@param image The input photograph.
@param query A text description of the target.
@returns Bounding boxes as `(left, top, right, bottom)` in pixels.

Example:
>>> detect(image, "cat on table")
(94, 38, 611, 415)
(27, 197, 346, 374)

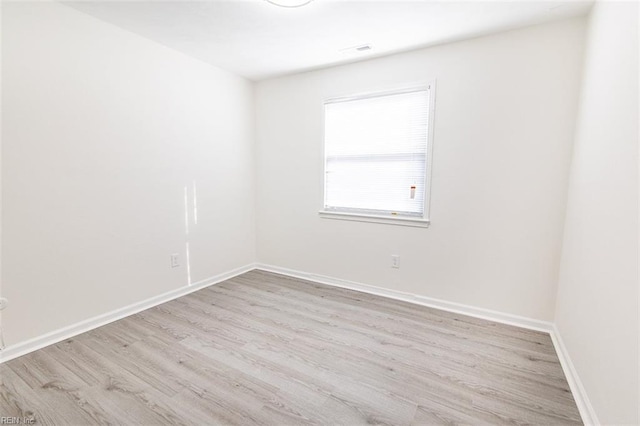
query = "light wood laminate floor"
(0, 270, 581, 425)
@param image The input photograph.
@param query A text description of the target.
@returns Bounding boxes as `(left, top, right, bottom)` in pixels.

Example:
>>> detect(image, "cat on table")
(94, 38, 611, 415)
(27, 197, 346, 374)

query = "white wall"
(554, 2, 639, 424)
(1, 2, 255, 347)
(255, 18, 586, 321)
(2, 3, 636, 420)
(0, 1, 4, 345)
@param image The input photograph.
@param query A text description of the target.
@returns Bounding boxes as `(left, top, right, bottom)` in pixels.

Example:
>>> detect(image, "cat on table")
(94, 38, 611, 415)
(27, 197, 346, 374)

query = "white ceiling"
(64, 0, 592, 81)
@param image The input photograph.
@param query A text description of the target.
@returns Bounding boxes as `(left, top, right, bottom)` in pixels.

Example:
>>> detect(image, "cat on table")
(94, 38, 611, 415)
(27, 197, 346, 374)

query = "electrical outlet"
(0, 298, 8, 310)
(170, 253, 180, 268)
(391, 255, 400, 269)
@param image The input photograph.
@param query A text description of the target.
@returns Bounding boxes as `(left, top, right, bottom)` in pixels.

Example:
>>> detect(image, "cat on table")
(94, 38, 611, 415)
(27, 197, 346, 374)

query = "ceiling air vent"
(340, 44, 373, 54)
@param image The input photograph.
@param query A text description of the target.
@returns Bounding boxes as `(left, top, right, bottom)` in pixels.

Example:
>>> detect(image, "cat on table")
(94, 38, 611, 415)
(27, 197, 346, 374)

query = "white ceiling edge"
(58, 0, 593, 81)
(258, 8, 593, 81)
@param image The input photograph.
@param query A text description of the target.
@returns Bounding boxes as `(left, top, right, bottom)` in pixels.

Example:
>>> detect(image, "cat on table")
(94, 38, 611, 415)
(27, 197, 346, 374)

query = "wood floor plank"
(0, 270, 581, 425)
(207, 280, 561, 369)
(181, 280, 574, 412)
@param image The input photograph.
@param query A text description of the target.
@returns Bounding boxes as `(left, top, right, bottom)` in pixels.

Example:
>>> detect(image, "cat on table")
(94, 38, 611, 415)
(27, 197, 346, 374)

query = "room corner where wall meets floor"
(254, 265, 602, 425)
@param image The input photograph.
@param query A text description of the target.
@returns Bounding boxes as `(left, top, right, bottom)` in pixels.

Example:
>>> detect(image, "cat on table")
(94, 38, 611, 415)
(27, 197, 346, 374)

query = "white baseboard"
(0, 263, 257, 364)
(549, 324, 599, 425)
(255, 263, 599, 425)
(0, 261, 596, 426)
(254, 263, 553, 333)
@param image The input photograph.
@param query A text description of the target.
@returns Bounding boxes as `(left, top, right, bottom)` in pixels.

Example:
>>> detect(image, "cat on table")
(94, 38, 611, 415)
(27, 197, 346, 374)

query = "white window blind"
(323, 87, 431, 219)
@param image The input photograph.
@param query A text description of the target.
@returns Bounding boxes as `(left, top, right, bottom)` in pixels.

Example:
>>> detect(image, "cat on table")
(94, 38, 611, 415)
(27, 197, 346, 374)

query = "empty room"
(0, 0, 638, 424)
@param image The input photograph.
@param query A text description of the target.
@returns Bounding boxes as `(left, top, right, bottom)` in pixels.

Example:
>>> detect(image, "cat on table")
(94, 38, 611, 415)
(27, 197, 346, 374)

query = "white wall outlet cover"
(0, 298, 8, 310)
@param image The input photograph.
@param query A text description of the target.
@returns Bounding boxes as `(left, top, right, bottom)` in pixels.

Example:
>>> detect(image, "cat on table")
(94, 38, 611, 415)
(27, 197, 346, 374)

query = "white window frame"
(319, 82, 436, 228)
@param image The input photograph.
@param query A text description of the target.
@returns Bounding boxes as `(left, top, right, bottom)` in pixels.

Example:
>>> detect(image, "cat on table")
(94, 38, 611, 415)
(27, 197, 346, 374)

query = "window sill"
(318, 210, 430, 228)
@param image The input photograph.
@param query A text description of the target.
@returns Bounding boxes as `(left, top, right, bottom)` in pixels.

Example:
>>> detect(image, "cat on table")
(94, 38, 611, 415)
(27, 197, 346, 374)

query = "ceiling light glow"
(266, 0, 313, 8)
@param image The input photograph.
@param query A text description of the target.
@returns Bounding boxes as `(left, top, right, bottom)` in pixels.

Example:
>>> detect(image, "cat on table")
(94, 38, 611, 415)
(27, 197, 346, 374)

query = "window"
(320, 85, 434, 226)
